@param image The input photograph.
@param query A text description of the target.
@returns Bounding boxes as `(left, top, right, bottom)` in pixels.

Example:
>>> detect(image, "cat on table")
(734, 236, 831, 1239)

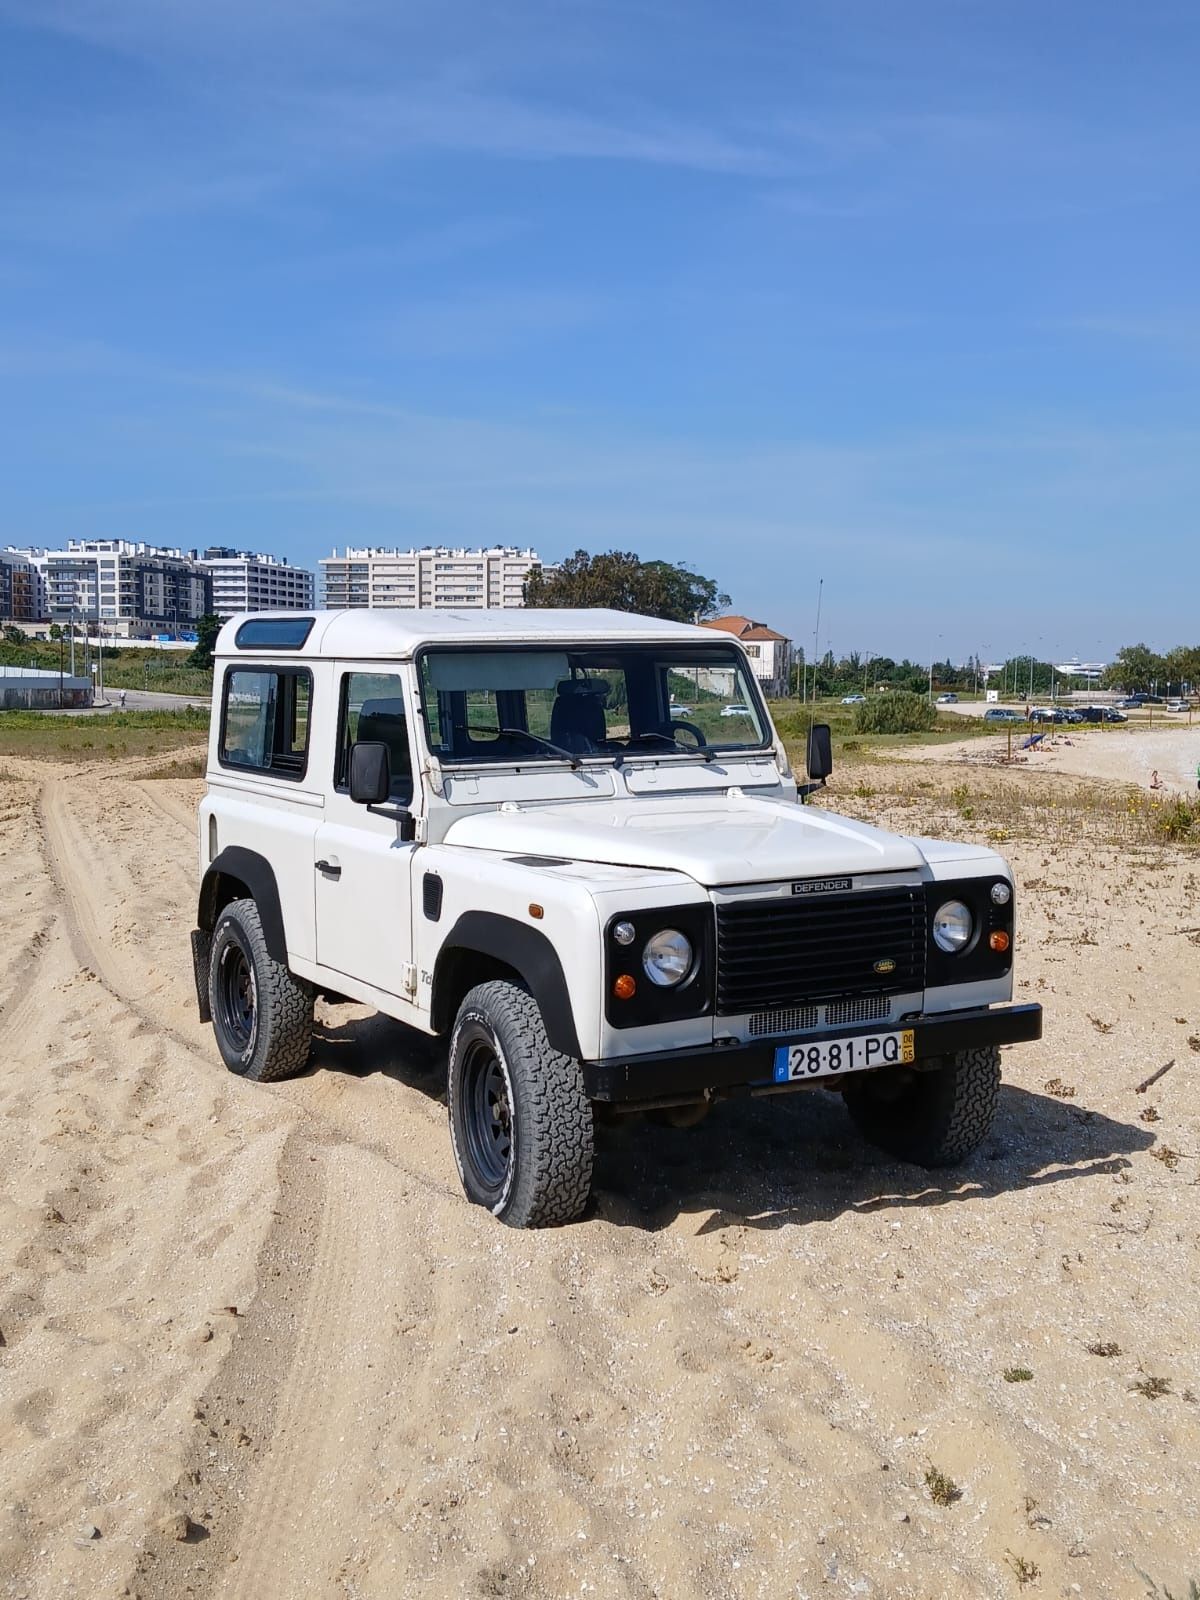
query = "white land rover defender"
(192, 609, 1042, 1227)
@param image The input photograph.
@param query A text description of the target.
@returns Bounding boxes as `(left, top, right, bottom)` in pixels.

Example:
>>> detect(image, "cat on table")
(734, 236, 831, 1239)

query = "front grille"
(716, 886, 925, 1016)
(748, 994, 892, 1038)
(826, 994, 892, 1028)
(749, 1005, 820, 1037)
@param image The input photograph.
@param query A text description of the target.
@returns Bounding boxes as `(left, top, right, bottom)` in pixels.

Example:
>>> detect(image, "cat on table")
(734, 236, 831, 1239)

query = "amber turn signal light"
(989, 930, 1010, 953)
(613, 974, 637, 1000)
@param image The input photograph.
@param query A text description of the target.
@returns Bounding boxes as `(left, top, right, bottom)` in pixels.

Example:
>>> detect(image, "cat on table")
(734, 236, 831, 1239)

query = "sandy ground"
(901, 724, 1200, 796)
(1, 749, 1199, 1600)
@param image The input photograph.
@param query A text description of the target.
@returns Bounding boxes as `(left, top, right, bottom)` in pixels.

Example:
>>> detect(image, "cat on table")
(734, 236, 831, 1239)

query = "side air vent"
(422, 873, 443, 922)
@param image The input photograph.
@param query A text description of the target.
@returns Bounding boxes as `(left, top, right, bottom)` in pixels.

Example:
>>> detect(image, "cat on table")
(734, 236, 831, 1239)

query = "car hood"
(444, 792, 927, 886)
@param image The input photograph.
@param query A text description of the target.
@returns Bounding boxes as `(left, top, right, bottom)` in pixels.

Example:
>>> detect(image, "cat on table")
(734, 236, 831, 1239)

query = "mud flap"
(190, 928, 212, 1024)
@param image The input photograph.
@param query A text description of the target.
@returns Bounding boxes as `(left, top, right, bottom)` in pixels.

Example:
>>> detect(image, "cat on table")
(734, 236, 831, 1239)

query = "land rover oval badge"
(874, 958, 897, 975)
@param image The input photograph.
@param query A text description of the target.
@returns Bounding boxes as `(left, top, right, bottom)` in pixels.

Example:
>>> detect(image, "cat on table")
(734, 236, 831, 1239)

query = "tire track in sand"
(36, 775, 214, 1065)
(134, 778, 199, 836)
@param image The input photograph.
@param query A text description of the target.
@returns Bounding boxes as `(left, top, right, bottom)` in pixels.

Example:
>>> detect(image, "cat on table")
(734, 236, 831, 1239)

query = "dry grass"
(1006, 1551, 1041, 1587)
(924, 1465, 962, 1507)
(1132, 1373, 1172, 1400)
(827, 762, 1200, 855)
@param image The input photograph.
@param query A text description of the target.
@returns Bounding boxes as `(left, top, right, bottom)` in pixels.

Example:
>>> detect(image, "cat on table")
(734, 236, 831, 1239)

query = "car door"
(312, 666, 419, 1006)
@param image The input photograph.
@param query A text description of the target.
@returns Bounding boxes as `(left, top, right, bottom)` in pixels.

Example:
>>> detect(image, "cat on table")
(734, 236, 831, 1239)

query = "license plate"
(773, 1028, 915, 1084)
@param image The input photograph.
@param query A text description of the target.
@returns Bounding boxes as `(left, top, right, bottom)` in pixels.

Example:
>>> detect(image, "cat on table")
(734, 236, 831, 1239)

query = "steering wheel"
(662, 720, 707, 747)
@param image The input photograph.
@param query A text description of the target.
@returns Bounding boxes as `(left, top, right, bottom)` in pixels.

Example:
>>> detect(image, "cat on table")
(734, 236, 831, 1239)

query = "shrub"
(853, 691, 937, 736)
(1155, 798, 1197, 842)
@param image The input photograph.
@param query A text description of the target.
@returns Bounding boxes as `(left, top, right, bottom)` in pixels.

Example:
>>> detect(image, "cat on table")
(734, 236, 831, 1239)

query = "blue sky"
(1, 0, 1198, 662)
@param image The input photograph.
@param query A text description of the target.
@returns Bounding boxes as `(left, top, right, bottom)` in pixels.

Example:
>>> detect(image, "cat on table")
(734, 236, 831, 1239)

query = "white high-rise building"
(33, 539, 210, 634)
(201, 548, 315, 618)
(319, 546, 546, 611)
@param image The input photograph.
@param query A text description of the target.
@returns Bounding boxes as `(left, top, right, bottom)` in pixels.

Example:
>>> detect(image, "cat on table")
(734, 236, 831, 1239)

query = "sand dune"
(1, 751, 1198, 1599)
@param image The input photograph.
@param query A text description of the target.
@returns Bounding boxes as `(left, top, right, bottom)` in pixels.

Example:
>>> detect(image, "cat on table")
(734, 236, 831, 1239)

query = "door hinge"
(413, 815, 428, 843)
(402, 962, 418, 996)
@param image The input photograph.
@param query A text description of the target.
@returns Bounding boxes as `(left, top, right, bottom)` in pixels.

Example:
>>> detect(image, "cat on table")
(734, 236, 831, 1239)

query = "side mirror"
(806, 723, 833, 783)
(349, 741, 390, 805)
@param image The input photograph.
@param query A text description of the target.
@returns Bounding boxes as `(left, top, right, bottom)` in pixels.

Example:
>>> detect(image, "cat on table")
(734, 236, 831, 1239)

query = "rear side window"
(335, 670, 413, 802)
(219, 667, 312, 779)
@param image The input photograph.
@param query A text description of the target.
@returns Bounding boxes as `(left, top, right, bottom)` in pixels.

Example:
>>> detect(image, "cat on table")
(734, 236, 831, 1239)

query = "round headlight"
(613, 920, 637, 946)
(932, 899, 974, 954)
(642, 928, 693, 987)
(990, 881, 1012, 907)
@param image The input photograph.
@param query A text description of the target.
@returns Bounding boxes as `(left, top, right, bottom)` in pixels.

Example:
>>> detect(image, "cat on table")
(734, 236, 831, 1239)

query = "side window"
(336, 671, 413, 802)
(219, 667, 312, 779)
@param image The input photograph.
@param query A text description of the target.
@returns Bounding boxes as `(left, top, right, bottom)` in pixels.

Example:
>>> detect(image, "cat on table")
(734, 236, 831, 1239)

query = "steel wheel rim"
(461, 1037, 513, 1193)
(217, 942, 256, 1054)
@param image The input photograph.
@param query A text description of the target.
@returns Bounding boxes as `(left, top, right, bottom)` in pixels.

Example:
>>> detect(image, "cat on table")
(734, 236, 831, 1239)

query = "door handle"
(315, 859, 342, 879)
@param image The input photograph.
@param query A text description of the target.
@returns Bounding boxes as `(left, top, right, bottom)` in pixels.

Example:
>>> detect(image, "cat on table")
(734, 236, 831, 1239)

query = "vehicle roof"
(215, 607, 734, 660)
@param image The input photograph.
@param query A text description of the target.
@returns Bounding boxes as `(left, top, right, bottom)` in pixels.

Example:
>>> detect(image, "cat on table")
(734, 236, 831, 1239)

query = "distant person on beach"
(119, 689, 127, 709)
(1150, 769, 1162, 790)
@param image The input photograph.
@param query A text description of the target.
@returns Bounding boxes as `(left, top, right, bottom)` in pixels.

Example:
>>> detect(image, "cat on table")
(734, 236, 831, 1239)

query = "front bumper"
(583, 1002, 1042, 1105)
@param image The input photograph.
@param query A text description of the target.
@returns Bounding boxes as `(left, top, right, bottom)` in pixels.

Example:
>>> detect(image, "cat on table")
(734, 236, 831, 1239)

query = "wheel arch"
(431, 912, 582, 1059)
(197, 846, 288, 966)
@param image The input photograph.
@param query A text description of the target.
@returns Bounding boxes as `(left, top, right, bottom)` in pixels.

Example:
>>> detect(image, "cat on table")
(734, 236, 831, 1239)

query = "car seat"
(549, 679, 609, 754)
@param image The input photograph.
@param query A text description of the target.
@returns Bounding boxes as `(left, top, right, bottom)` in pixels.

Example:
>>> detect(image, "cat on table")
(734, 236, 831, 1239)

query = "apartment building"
(0, 549, 46, 623)
(700, 614, 794, 696)
(320, 546, 546, 610)
(34, 540, 211, 634)
(200, 547, 315, 618)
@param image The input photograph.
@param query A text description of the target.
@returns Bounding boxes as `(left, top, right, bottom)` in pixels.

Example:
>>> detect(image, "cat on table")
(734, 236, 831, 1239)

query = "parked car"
(841, 693, 866, 705)
(1103, 708, 1128, 723)
(935, 692, 958, 704)
(1166, 699, 1191, 713)
(668, 703, 693, 718)
(191, 608, 1040, 1227)
(983, 707, 1024, 722)
(720, 702, 752, 718)
(1029, 707, 1067, 724)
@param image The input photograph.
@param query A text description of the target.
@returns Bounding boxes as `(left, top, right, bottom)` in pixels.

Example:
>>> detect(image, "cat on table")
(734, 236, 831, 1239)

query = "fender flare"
(198, 846, 288, 966)
(433, 911, 582, 1060)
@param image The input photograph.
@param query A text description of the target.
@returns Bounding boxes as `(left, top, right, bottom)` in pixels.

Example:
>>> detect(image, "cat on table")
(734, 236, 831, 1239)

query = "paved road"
(38, 687, 211, 717)
(90, 688, 210, 713)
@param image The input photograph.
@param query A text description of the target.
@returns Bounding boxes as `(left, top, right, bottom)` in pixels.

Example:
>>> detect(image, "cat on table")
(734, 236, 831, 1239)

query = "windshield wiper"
(493, 727, 583, 769)
(626, 731, 714, 762)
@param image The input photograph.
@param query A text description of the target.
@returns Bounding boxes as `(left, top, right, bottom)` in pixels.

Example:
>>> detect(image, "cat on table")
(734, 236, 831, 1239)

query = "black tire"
(208, 898, 313, 1082)
(842, 1046, 1000, 1167)
(448, 981, 593, 1228)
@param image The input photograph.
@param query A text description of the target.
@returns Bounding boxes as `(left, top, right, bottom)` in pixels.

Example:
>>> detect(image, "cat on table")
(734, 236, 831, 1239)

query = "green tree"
(1103, 643, 1166, 694)
(3, 625, 28, 645)
(523, 550, 730, 623)
(188, 613, 223, 670)
(1163, 644, 1200, 695)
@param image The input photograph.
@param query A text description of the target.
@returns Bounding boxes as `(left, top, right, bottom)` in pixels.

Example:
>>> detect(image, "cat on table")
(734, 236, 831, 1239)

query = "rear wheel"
(448, 981, 593, 1228)
(842, 1046, 1000, 1167)
(208, 898, 313, 1082)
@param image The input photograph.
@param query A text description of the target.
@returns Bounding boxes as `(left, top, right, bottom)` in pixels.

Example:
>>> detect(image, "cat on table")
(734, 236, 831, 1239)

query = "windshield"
(418, 644, 769, 765)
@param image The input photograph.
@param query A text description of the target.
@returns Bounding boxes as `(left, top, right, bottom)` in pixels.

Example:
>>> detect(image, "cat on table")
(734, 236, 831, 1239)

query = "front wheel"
(208, 898, 313, 1082)
(842, 1046, 1000, 1167)
(448, 981, 593, 1228)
